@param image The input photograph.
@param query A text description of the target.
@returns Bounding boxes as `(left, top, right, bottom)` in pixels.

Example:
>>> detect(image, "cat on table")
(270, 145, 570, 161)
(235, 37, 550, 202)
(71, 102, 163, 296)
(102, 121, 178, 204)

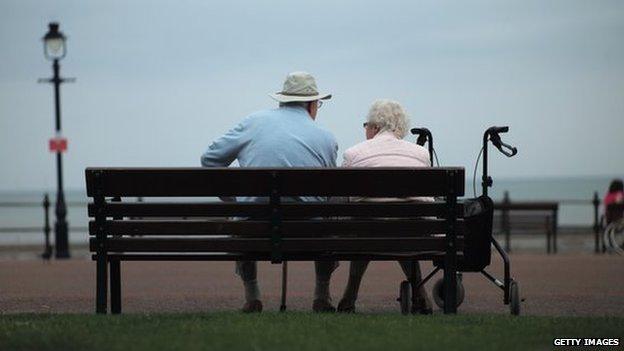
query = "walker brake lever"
(410, 128, 431, 146)
(497, 141, 517, 157)
(489, 132, 518, 157)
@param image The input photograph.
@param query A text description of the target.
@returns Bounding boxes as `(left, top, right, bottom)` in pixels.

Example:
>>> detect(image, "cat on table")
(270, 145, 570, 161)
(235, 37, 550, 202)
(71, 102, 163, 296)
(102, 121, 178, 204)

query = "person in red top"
(604, 179, 624, 224)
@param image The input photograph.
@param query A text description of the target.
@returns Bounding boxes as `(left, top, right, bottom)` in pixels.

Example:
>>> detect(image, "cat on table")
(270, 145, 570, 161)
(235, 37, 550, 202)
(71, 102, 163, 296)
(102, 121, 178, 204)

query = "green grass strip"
(1, 312, 623, 351)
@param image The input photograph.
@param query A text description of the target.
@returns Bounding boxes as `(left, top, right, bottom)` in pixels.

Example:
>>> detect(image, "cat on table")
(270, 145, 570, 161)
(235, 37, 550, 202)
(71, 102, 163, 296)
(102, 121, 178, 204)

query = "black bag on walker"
(460, 196, 494, 272)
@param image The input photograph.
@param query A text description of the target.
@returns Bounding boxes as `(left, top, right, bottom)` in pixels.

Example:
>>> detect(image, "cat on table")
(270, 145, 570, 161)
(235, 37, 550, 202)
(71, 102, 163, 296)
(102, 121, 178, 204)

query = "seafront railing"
(0, 194, 88, 259)
(0, 191, 608, 258)
(558, 193, 603, 253)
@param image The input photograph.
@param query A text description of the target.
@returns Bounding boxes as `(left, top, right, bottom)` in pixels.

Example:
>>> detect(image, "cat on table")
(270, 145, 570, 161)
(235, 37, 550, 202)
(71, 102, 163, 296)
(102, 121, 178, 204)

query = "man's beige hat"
(270, 71, 332, 103)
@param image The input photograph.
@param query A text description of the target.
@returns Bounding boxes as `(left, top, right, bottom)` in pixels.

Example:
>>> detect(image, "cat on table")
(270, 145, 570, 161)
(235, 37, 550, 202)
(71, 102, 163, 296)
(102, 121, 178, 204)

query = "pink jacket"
(342, 131, 433, 202)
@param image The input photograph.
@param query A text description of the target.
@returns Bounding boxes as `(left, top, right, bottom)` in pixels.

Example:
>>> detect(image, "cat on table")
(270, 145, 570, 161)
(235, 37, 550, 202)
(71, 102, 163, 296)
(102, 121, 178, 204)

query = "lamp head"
(43, 22, 66, 61)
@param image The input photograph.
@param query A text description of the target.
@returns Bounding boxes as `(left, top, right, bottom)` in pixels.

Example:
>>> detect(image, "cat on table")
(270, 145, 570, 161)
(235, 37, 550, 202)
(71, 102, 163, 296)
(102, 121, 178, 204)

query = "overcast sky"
(1, 0, 623, 191)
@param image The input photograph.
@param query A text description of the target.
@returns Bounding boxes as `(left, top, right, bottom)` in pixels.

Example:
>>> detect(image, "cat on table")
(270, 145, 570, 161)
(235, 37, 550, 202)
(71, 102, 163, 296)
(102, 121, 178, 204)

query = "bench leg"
(280, 261, 287, 312)
(546, 216, 551, 254)
(409, 261, 418, 309)
(407, 261, 418, 309)
(443, 265, 458, 314)
(110, 259, 122, 314)
(553, 226, 558, 254)
(96, 254, 108, 314)
(547, 231, 551, 254)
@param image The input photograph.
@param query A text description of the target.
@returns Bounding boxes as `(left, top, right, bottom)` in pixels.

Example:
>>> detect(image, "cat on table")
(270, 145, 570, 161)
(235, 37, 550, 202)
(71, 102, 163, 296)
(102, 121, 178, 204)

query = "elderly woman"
(337, 99, 433, 314)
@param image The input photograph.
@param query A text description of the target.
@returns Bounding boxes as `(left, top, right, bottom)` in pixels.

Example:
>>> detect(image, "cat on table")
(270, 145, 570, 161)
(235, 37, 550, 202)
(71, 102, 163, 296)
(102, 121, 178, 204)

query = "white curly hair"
(366, 99, 410, 139)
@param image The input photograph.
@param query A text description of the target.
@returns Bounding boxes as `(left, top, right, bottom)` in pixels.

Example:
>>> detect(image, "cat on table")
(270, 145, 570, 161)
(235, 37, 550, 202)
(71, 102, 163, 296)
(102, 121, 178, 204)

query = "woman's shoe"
(337, 299, 356, 313)
(312, 299, 336, 313)
(411, 296, 433, 315)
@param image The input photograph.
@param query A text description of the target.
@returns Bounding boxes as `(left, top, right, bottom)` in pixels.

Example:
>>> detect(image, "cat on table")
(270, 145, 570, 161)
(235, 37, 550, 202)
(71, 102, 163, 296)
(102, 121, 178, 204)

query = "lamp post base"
(54, 221, 71, 259)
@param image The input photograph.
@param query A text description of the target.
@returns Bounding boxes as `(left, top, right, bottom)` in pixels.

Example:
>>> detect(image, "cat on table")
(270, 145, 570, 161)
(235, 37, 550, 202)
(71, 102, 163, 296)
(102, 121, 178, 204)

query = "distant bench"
(493, 201, 558, 254)
(86, 167, 491, 315)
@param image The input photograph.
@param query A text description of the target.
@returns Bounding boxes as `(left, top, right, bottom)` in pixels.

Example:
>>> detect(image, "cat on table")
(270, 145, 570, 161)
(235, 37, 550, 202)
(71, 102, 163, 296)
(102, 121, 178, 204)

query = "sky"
(0, 0, 623, 192)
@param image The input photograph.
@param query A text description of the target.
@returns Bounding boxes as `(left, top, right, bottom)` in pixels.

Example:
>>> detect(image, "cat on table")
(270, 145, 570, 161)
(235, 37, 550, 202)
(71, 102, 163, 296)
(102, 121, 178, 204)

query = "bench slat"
(100, 252, 456, 261)
(493, 213, 553, 232)
(85, 167, 465, 197)
(88, 202, 464, 218)
(90, 237, 460, 252)
(89, 219, 465, 236)
(494, 203, 558, 211)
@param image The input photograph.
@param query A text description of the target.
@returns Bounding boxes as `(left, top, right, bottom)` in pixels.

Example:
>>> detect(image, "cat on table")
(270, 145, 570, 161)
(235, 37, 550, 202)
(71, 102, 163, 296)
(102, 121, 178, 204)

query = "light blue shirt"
(201, 106, 338, 202)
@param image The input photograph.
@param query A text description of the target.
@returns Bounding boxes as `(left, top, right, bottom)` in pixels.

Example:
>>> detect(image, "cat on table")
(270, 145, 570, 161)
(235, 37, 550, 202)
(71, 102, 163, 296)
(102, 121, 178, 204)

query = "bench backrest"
(493, 212, 556, 234)
(493, 202, 558, 234)
(86, 167, 466, 262)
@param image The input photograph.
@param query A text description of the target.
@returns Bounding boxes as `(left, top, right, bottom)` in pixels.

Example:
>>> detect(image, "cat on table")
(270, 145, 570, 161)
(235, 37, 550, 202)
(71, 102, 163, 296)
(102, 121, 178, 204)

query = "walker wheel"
(432, 276, 465, 309)
(510, 280, 520, 316)
(398, 280, 411, 315)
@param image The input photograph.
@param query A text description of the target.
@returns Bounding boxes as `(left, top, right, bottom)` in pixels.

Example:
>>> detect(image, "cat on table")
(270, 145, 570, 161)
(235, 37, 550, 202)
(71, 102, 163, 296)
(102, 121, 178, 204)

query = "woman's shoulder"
(396, 138, 428, 151)
(343, 139, 368, 162)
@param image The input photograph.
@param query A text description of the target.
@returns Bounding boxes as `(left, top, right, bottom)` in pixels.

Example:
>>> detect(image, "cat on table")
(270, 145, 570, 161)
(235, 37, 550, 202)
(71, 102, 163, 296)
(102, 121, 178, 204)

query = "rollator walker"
(278, 127, 521, 315)
(401, 126, 521, 315)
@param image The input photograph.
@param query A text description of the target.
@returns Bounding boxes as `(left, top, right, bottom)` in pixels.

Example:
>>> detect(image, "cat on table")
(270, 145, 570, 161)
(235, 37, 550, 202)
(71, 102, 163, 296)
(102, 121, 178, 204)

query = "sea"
(0, 176, 617, 246)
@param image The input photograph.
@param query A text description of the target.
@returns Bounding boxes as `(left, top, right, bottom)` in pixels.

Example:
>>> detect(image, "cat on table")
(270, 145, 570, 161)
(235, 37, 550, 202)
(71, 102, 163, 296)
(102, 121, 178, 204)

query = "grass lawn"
(1, 312, 623, 351)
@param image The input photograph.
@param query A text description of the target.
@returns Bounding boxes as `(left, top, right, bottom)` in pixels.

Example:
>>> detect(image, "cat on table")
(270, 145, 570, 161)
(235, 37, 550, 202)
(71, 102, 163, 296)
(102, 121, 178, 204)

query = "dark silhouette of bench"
(494, 200, 559, 254)
(86, 167, 481, 315)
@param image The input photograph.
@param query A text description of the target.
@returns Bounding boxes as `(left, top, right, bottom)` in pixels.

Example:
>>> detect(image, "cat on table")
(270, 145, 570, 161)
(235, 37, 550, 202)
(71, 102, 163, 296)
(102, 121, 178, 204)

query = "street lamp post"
(38, 22, 75, 258)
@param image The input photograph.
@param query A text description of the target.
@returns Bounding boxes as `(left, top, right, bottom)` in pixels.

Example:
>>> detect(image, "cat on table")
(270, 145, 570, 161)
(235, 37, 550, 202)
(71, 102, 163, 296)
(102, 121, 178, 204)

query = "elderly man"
(337, 99, 433, 314)
(200, 72, 339, 313)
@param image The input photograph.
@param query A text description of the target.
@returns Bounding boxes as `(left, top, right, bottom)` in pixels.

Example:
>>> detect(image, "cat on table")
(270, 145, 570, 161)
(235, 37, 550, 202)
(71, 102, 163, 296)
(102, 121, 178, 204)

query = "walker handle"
(489, 127, 517, 157)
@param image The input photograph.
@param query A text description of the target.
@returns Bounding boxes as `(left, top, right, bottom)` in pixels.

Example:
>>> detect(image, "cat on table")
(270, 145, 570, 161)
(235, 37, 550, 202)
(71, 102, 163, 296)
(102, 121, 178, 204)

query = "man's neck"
(374, 130, 397, 139)
(281, 105, 315, 120)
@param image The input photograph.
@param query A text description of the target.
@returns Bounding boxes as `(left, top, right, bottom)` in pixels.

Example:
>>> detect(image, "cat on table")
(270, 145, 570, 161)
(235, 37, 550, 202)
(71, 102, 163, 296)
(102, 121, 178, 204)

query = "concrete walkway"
(1, 254, 623, 316)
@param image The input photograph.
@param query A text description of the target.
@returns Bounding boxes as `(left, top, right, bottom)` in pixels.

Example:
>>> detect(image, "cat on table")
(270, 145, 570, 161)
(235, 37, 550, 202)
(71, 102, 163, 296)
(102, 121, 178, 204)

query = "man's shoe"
(242, 300, 263, 313)
(337, 299, 356, 313)
(312, 299, 336, 313)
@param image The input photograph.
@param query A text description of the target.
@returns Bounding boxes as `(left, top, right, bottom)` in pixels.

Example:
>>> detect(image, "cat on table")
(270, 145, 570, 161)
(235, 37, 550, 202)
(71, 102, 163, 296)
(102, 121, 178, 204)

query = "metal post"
(491, 238, 511, 304)
(592, 192, 601, 254)
(41, 194, 52, 259)
(481, 133, 490, 197)
(52, 59, 70, 258)
(552, 207, 558, 254)
(503, 191, 511, 252)
(427, 132, 434, 167)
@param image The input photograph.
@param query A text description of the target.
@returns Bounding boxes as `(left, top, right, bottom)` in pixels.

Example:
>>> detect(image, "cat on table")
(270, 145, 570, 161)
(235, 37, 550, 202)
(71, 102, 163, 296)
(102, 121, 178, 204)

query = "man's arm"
(328, 140, 338, 167)
(200, 118, 250, 167)
(322, 133, 338, 168)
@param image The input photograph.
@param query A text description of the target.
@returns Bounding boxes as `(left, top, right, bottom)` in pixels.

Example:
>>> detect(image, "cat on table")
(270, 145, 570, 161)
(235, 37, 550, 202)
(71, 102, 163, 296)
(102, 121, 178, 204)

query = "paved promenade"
(1, 254, 623, 316)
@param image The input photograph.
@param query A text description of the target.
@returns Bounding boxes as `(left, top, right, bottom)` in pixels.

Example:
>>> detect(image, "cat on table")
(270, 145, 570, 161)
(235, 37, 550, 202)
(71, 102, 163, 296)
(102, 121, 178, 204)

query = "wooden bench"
(86, 167, 485, 315)
(494, 201, 558, 254)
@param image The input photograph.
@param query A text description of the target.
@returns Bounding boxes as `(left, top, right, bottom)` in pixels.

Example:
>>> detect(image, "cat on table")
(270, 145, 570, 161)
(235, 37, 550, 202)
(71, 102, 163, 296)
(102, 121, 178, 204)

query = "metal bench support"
(94, 173, 107, 314)
(443, 170, 458, 314)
